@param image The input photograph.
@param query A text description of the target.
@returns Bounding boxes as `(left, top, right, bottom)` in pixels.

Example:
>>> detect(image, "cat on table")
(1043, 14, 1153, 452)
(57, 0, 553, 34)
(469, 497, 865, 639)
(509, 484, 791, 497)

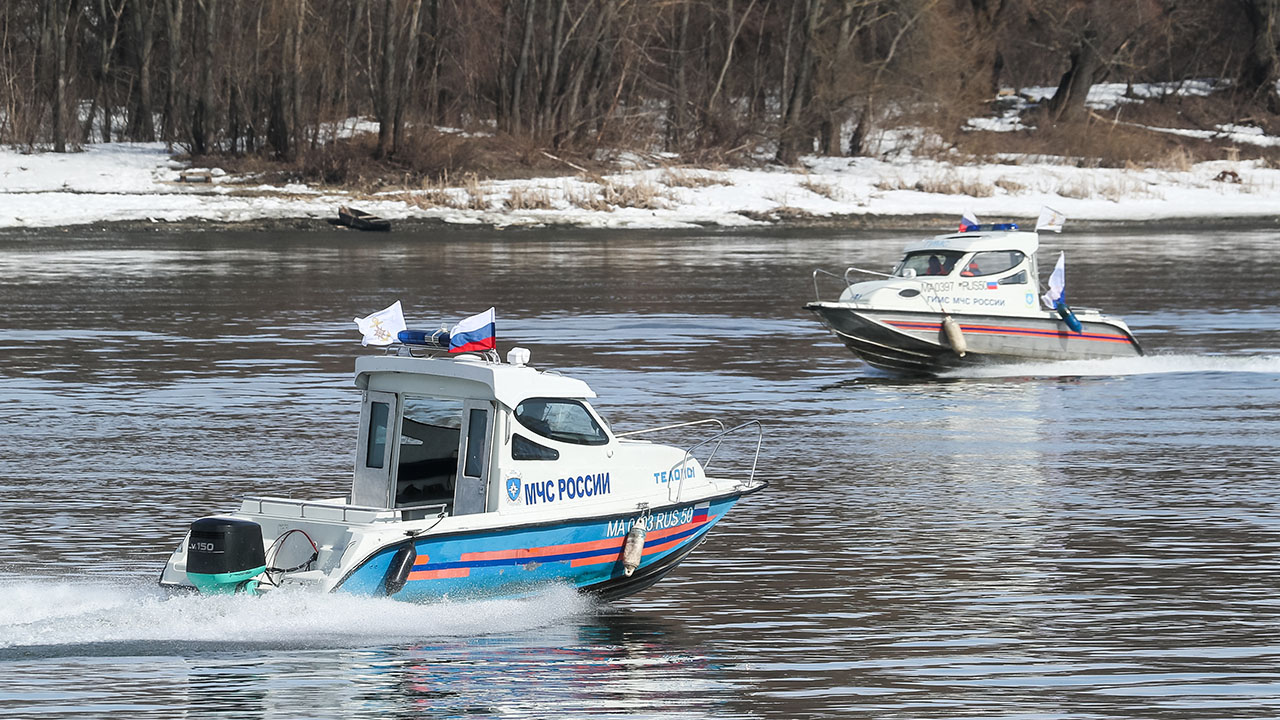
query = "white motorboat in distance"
(159, 333, 765, 602)
(806, 226, 1143, 375)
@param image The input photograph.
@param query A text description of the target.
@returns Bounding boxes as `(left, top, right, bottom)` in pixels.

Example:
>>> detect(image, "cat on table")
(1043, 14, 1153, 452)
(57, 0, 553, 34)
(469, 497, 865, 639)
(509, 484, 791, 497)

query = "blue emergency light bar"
(960, 222, 1019, 232)
(398, 329, 450, 349)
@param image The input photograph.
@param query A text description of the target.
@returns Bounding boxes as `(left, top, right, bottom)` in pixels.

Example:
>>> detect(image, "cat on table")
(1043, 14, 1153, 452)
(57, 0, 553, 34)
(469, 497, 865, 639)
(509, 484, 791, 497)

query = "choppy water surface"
(1, 225, 1278, 719)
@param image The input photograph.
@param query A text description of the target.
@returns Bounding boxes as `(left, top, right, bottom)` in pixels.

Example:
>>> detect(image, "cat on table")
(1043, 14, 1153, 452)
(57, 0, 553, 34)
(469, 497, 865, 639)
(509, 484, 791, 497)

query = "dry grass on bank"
(204, 130, 603, 191)
(875, 170, 995, 197)
(949, 94, 1280, 169)
(799, 174, 843, 200)
(659, 168, 730, 188)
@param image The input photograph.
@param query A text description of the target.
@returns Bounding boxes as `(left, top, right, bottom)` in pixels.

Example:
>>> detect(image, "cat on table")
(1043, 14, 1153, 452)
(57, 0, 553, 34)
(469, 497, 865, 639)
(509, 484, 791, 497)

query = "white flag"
(1035, 206, 1066, 233)
(1041, 252, 1066, 309)
(353, 300, 407, 346)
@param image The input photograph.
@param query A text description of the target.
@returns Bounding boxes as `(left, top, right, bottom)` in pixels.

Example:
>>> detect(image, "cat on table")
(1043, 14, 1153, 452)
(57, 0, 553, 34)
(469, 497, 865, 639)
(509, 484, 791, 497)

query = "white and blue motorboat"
(159, 333, 764, 602)
(806, 225, 1143, 374)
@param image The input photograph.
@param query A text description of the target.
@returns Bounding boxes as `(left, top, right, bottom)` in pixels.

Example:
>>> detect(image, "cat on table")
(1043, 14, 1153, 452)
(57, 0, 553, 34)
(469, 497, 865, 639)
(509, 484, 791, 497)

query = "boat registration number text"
(606, 506, 696, 537)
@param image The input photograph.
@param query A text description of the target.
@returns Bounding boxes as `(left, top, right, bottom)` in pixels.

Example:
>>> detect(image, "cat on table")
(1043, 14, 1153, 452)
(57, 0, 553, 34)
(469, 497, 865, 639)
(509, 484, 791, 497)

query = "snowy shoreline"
(3, 139, 1279, 233)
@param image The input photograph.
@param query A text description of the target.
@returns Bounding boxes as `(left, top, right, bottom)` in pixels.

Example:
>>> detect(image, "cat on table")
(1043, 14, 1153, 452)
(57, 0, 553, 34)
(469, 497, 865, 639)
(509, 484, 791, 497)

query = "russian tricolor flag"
(986, 280, 999, 290)
(449, 307, 497, 353)
(959, 210, 980, 232)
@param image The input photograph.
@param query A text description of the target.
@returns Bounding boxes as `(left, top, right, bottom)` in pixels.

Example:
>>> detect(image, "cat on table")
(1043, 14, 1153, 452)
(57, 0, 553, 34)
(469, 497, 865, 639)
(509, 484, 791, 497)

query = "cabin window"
(463, 408, 488, 477)
(396, 395, 464, 507)
(515, 398, 609, 446)
(960, 251, 1025, 277)
(365, 401, 390, 469)
(512, 433, 560, 461)
(898, 250, 965, 277)
(998, 270, 1027, 285)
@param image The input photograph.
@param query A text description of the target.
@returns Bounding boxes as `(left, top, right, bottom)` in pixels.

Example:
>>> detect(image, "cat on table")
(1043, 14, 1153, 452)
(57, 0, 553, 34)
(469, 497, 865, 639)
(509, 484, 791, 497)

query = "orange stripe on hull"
(410, 514, 716, 573)
(458, 536, 626, 563)
(643, 535, 688, 556)
(646, 516, 709, 542)
(407, 567, 471, 581)
(573, 516, 715, 566)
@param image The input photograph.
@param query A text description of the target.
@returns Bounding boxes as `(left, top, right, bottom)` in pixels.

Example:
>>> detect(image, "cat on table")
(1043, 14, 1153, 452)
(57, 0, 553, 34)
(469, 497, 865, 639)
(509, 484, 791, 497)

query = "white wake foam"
(0, 578, 593, 650)
(941, 353, 1280, 379)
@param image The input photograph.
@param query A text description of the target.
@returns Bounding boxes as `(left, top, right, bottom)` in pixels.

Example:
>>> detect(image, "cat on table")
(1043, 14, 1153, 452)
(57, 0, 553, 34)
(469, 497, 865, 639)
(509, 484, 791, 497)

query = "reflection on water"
(0, 227, 1279, 718)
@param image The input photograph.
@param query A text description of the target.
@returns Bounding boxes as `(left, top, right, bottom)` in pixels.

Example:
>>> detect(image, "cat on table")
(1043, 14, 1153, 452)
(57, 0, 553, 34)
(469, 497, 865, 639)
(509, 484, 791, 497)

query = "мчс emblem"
(506, 475, 522, 502)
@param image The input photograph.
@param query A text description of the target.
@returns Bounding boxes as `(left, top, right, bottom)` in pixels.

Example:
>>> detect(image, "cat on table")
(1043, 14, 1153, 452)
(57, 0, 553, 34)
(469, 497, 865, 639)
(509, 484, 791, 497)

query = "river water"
(0, 225, 1278, 718)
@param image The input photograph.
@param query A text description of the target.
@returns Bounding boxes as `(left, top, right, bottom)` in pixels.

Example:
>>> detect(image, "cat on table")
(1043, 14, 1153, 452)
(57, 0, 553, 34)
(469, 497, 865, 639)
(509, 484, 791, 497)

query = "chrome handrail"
(811, 268, 847, 301)
(845, 266, 894, 282)
(670, 420, 763, 502)
(811, 266, 895, 301)
(615, 418, 725, 438)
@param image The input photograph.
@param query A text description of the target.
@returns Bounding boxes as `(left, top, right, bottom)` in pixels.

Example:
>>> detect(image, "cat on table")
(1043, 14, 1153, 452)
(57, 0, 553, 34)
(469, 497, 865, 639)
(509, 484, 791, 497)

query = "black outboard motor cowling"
(185, 516, 267, 594)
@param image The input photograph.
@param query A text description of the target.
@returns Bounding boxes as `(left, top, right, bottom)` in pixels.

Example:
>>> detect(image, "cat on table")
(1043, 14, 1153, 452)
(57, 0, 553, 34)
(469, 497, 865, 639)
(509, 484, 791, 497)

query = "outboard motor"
(185, 516, 266, 595)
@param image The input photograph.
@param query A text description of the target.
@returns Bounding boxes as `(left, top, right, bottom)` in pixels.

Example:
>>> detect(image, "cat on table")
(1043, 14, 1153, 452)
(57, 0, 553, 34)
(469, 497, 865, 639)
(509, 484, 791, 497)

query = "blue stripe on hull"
(336, 496, 739, 602)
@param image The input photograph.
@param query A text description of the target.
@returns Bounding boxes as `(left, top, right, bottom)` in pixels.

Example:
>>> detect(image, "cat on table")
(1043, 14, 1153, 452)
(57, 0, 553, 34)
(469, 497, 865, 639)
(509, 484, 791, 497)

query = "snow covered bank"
(2, 137, 1278, 231)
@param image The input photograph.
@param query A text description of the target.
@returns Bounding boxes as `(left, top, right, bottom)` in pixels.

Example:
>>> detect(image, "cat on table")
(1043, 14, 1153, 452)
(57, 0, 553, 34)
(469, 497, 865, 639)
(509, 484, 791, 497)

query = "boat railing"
(811, 266, 894, 301)
(615, 418, 726, 438)
(669, 420, 763, 502)
(241, 496, 441, 524)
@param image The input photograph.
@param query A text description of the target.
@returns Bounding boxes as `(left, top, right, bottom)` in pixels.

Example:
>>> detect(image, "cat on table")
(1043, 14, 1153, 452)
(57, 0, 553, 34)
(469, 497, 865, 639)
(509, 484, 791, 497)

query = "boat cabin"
(893, 228, 1040, 285)
(351, 347, 608, 519)
(833, 228, 1051, 317)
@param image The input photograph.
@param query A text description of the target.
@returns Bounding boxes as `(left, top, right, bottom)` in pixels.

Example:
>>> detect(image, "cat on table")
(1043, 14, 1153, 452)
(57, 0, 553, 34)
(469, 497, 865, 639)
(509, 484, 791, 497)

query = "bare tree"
(1235, 0, 1280, 113)
(128, 0, 156, 140)
(776, 0, 822, 165)
(84, 0, 126, 142)
(190, 0, 216, 153)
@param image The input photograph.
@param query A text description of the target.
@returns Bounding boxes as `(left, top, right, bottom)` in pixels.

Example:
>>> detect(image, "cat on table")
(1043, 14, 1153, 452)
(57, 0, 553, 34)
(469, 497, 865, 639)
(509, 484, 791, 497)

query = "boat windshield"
(958, 250, 1026, 277)
(898, 250, 965, 277)
(515, 398, 609, 446)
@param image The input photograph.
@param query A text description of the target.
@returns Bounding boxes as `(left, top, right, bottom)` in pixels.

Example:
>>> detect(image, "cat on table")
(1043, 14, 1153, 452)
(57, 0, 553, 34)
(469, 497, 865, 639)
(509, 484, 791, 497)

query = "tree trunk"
(84, 0, 125, 142)
(666, 0, 689, 150)
(1236, 0, 1280, 113)
(536, 0, 567, 134)
(776, 0, 822, 165)
(161, 0, 183, 143)
(376, 0, 396, 157)
(778, 0, 798, 127)
(52, 0, 69, 152)
(1046, 30, 1100, 124)
(578, 0, 621, 142)
(559, 1, 613, 144)
(190, 0, 217, 153)
(126, 0, 157, 140)
(968, 0, 1008, 98)
(707, 0, 756, 116)
(392, 0, 424, 153)
(509, 0, 537, 134)
(425, 0, 442, 123)
(267, 73, 288, 157)
(290, 0, 305, 158)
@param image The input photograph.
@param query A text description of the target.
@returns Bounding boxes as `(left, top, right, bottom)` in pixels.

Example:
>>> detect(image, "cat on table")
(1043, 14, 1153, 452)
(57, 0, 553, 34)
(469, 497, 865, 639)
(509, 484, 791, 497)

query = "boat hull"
(335, 494, 746, 602)
(806, 302, 1143, 374)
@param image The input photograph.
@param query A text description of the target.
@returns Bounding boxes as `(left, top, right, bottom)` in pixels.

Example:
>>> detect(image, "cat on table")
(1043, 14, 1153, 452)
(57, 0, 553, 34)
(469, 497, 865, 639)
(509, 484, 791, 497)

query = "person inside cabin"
(926, 255, 944, 275)
(960, 259, 980, 276)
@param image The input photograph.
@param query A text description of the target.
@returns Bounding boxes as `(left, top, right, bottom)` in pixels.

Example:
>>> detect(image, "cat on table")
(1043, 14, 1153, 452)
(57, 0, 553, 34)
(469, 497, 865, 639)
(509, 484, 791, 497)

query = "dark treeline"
(1, 0, 1277, 172)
